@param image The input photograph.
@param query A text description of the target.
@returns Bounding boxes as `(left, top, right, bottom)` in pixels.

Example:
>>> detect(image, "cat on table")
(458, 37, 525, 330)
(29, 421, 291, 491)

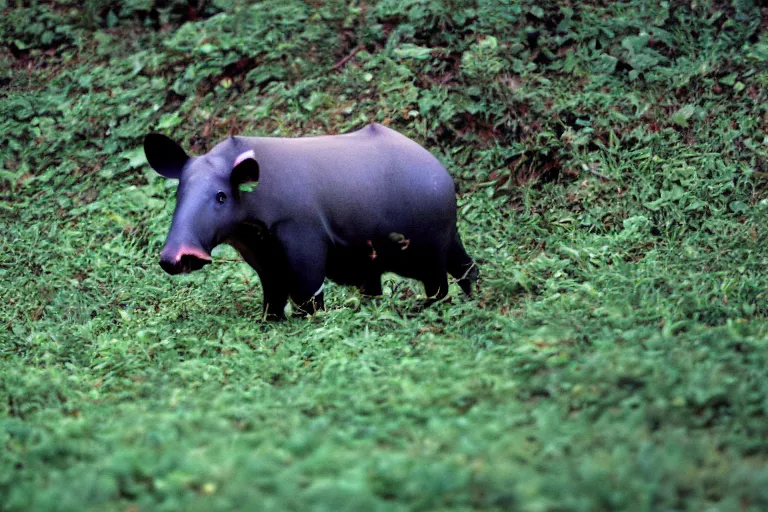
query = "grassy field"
(3, 0, 768, 510)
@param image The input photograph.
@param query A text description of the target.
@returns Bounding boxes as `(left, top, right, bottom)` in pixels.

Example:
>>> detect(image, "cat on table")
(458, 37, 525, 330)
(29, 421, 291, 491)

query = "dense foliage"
(2, 0, 768, 510)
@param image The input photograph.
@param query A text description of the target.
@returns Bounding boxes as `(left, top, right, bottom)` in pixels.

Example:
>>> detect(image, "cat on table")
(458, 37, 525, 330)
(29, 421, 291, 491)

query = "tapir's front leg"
(275, 223, 328, 316)
(228, 228, 290, 321)
(258, 272, 290, 320)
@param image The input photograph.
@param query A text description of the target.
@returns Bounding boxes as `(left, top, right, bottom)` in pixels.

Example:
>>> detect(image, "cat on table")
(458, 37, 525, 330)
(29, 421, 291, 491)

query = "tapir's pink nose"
(159, 245, 212, 275)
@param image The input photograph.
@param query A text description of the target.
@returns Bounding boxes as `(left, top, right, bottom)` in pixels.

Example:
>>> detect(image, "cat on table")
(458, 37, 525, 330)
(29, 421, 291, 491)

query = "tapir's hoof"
(263, 311, 286, 322)
(291, 295, 325, 318)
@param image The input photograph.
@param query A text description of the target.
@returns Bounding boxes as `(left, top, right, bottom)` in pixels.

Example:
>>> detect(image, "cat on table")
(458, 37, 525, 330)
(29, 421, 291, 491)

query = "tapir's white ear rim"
(231, 151, 260, 189)
(144, 133, 189, 179)
(234, 150, 256, 167)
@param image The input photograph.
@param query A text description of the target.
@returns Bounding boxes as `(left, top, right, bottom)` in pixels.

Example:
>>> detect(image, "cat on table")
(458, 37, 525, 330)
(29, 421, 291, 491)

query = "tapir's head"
(144, 134, 260, 275)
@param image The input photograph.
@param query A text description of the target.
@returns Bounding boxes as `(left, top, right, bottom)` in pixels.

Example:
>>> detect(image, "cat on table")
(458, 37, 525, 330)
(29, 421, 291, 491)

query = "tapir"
(144, 123, 479, 320)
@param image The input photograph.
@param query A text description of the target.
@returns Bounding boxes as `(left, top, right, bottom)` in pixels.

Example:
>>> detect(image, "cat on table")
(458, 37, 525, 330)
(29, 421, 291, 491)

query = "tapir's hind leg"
(359, 274, 383, 297)
(447, 231, 479, 296)
(420, 248, 450, 305)
(422, 273, 450, 305)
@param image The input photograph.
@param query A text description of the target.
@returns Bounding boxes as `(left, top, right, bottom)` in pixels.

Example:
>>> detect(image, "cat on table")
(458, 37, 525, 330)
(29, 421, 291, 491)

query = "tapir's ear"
(143, 133, 189, 179)
(230, 150, 260, 192)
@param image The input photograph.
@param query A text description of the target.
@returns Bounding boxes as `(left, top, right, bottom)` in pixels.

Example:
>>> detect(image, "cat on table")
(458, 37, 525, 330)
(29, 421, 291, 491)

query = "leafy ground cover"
(3, 0, 768, 510)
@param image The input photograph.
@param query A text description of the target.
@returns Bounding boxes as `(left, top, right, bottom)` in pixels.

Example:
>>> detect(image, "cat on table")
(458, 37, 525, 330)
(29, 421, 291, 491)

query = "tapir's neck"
(240, 184, 284, 230)
(224, 220, 278, 273)
(226, 220, 269, 247)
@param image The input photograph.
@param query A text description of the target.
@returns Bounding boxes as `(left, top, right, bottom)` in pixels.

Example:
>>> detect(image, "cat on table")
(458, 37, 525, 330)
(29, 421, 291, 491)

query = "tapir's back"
(240, 124, 457, 244)
(242, 124, 450, 190)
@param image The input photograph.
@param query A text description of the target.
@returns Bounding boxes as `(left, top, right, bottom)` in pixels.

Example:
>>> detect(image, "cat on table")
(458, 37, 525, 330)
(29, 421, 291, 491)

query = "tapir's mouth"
(159, 246, 212, 275)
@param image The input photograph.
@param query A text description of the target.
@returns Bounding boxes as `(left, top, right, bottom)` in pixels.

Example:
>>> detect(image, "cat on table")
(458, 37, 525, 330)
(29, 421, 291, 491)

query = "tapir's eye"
(216, 191, 227, 204)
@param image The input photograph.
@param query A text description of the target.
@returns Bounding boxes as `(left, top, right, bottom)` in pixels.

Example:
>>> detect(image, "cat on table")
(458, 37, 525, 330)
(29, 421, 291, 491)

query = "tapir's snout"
(159, 245, 212, 275)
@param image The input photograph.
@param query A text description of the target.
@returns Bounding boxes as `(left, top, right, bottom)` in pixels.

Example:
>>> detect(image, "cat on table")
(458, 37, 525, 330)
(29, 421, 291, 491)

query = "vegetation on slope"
(2, 0, 768, 510)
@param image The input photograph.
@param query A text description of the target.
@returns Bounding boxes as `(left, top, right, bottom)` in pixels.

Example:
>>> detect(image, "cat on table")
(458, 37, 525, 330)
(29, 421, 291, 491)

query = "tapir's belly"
(325, 245, 373, 286)
(325, 235, 428, 285)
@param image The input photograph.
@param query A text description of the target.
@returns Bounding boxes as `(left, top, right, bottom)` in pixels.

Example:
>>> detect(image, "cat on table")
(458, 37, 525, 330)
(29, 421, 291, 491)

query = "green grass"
(3, 0, 768, 510)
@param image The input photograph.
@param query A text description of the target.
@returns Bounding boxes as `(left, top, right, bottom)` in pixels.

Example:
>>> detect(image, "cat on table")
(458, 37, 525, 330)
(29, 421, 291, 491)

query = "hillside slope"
(3, 1, 768, 510)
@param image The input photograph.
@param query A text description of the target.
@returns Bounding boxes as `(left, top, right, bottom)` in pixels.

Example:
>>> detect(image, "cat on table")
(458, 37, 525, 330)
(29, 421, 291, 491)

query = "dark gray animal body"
(144, 123, 478, 319)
